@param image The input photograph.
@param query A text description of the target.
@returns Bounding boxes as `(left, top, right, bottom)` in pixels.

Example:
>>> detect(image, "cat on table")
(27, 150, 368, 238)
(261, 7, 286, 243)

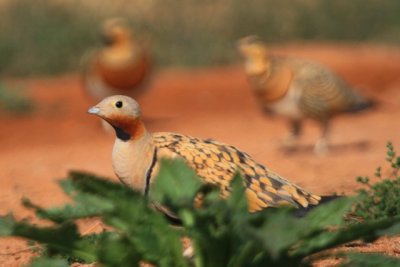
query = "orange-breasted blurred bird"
(88, 95, 326, 213)
(237, 36, 373, 155)
(83, 18, 151, 102)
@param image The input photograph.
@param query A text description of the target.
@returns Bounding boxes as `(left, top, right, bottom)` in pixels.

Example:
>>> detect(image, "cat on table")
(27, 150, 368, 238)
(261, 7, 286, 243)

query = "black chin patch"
(113, 126, 131, 141)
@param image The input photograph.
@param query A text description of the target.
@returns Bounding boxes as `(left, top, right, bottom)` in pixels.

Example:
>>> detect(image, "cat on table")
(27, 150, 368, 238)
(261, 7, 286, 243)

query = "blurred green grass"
(0, 0, 400, 76)
(0, 83, 34, 113)
(0, 0, 99, 76)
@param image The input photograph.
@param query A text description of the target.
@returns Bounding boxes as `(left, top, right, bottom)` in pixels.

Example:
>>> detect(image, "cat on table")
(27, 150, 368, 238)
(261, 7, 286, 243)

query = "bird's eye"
(115, 101, 123, 108)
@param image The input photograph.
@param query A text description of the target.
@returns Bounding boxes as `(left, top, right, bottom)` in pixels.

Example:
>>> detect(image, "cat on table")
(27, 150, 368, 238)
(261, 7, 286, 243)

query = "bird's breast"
(112, 136, 154, 192)
(94, 48, 150, 91)
(266, 85, 304, 120)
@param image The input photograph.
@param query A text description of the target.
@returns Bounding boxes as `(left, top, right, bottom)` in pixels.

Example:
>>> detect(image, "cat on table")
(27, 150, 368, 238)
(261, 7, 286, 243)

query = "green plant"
(1, 159, 400, 266)
(0, 0, 101, 76)
(28, 257, 69, 267)
(0, 83, 33, 114)
(0, 0, 400, 76)
(353, 142, 400, 221)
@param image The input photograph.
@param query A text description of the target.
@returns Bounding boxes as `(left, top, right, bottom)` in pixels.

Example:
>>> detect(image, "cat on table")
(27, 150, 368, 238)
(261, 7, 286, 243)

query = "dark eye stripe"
(115, 101, 123, 108)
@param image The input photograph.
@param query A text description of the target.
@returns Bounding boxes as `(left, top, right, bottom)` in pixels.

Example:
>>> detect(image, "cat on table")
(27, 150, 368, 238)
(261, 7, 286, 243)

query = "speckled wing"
(290, 60, 369, 119)
(153, 132, 321, 212)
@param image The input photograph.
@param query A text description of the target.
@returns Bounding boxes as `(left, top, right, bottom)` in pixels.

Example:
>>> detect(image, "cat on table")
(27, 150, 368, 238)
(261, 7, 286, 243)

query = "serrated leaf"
(0, 216, 96, 262)
(97, 233, 142, 267)
(67, 171, 142, 200)
(150, 159, 203, 211)
(244, 198, 353, 260)
(249, 209, 306, 259)
(23, 194, 114, 223)
(303, 197, 354, 229)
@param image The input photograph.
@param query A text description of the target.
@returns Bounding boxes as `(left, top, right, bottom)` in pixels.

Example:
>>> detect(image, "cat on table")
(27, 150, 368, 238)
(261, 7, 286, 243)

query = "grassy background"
(0, 0, 400, 76)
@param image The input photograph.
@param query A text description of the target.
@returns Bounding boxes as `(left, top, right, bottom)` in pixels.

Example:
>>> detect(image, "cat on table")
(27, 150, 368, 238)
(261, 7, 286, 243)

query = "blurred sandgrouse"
(88, 95, 322, 213)
(237, 36, 373, 154)
(83, 18, 151, 102)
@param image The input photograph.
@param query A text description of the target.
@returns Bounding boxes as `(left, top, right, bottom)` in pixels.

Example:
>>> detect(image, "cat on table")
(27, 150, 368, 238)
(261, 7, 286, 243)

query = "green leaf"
(149, 159, 203, 211)
(22, 195, 114, 223)
(225, 173, 249, 213)
(304, 197, 354, 229)
(249, 209, 305, 259)
(340, 253, 400, 267)
(245, 198, 353, 259)
(27, 257, 69, 267)
(96, 233, 142, 267)
(67, 171, 142, 200)
(0, 215, 97, 263)
(0, 214, 16, 236)
(376, 219, 400, 236)
(67, 171, 187, 266)
(296, 216, 400, 258)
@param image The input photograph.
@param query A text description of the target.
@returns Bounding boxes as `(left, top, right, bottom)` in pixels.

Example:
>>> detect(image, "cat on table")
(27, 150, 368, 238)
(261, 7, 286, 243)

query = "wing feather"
(290, 60, 367, 118)
(153, 132, 320, 212)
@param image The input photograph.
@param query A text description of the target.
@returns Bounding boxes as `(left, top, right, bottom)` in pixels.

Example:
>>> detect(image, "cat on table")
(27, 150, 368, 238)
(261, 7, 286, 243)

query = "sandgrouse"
(88, 95, 322, 213)
(83, 18, 151, 102)
(237, 36, 373, 155)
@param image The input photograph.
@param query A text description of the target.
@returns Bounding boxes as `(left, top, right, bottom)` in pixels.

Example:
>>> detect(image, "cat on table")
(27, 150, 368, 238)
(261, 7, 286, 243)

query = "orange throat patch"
(107, 115, 146, 141)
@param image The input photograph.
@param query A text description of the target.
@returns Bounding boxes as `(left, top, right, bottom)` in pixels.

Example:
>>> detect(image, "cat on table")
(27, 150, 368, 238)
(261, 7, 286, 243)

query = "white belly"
(112, 135, 153, 191)
(268, 86, 303, 120)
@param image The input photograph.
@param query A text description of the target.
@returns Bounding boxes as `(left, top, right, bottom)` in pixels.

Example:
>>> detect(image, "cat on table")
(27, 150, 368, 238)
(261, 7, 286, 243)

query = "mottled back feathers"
(153, 132, 320, 212)
(288, 58, 372, 119)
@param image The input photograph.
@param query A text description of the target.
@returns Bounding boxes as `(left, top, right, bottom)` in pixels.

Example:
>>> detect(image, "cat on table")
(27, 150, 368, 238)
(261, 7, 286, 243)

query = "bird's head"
(88, 95, 145, 140)
(100, 18, 132, 46)
(236, 35, 268, 60)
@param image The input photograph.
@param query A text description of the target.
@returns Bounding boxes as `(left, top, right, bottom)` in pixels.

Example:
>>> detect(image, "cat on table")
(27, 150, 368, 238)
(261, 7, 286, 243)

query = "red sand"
(1, 44, 400, 266)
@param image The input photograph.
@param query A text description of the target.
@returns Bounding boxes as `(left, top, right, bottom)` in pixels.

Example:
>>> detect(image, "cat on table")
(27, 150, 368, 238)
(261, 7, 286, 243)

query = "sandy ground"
(0, 44, 400, 266)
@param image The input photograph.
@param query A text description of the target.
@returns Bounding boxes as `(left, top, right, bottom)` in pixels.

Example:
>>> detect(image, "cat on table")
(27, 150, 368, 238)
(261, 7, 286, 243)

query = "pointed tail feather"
(346, 97, 376, 113)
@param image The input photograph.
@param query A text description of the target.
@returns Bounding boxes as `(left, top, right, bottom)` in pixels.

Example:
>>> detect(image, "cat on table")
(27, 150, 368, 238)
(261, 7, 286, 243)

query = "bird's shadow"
(280, 140, 371, 155)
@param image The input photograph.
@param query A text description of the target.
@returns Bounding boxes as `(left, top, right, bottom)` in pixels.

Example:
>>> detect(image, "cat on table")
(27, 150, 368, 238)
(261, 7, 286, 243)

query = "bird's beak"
(88, 106, 101, 115)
